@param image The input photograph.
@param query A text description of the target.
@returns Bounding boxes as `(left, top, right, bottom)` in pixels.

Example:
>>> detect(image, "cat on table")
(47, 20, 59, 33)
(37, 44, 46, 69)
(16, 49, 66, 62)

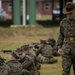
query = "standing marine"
(57, 2, 75, 75)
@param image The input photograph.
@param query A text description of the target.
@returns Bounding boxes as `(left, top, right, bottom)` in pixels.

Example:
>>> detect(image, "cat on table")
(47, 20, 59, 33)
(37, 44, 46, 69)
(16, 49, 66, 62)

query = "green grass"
(0, 26, 74, 75)
(41, 57, 62, 75)
(0, 27, 59, 50)
(36, 15, 52, 20)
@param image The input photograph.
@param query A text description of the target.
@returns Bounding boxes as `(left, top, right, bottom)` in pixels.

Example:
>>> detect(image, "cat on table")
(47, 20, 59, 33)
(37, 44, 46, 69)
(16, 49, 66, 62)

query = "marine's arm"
(57, 21, 64, 55)
(22, 57, 32, 69)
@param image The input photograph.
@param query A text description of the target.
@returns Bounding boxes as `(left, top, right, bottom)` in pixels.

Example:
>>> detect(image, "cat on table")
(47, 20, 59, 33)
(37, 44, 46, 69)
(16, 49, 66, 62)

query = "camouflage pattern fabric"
(0, 63, 10, 75)
(27, 50, 41, 70)
(37, 56, 57, 64)
(21, 55, 39, 75)
(22, 69, 31, 75)
(28, 50, 36, 57)
(6, 60, 22, 75)
(47, 38, 60, 56)
(27, 50, 36, 65)
(57, 18, 75, 75)
(36, 44, 53, 58)
(36, 44, 57, 64)
(36, 62, 41, 70)
(52, 45, 60, 56)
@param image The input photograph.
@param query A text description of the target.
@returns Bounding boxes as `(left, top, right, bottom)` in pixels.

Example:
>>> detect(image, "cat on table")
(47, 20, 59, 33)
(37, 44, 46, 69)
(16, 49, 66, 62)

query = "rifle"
(32, 42, 39, 45)
(31, 42, 40, 49)
(0, 49, 12, 53)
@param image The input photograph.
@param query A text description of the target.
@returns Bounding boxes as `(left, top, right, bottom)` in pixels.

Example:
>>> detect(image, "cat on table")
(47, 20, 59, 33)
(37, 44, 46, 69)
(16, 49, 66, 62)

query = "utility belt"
(65, 37, 75, 41)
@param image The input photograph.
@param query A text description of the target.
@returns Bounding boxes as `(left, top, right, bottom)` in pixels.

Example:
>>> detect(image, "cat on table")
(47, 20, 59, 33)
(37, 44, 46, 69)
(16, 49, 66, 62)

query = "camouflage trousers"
(37, 56, 57, 64)
(62, 43, 75, 75)
(62, 53, 75, 75)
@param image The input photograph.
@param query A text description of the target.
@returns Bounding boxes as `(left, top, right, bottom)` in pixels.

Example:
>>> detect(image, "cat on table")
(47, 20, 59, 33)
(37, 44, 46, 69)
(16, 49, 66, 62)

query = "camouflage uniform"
(21, 44, 41, 71)
(57, 18, 75, 75)
(47, 38, 60, 56)
(27, 49, 41, 71)
(0, 63, 10, 75)
(36, 44, 57, 64)
(6, 51, 22, 75)
(7, 60, 22, 75)
(27, 50, 36, 63)
(21, 44, 36, 63)
(20, 55, 39, 75)
(52, 45, 60, 56)
(0, 57, 10, 75)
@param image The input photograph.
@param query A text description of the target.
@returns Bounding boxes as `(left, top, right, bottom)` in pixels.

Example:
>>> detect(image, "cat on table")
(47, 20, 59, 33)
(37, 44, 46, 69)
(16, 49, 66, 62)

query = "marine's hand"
(58, 49, 62, 55)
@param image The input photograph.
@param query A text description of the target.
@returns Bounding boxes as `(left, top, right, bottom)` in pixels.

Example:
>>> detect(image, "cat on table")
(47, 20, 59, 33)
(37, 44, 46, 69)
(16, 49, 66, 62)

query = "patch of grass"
(36, 15, 52, 20)
(0, 27, 59, 49)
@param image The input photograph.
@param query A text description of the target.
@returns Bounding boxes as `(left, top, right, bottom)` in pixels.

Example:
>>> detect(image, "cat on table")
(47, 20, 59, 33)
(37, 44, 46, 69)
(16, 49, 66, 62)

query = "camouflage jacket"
(0, 63, 10, 75)
(6, 60, 22, 75)
(27, 50, 36, 66)
(57, 18, 75, 49)
(36, 44, 53, 58)
(20, 55, 36, 71)
(27, 50, 36, 58)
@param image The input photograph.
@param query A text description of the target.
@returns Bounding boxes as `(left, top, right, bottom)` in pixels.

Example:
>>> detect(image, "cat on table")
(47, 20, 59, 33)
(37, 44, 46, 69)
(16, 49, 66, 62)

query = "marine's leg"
(72, 54, 75, 75)
(49, 57, 58, 64)
(62, 54, 72, 75)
